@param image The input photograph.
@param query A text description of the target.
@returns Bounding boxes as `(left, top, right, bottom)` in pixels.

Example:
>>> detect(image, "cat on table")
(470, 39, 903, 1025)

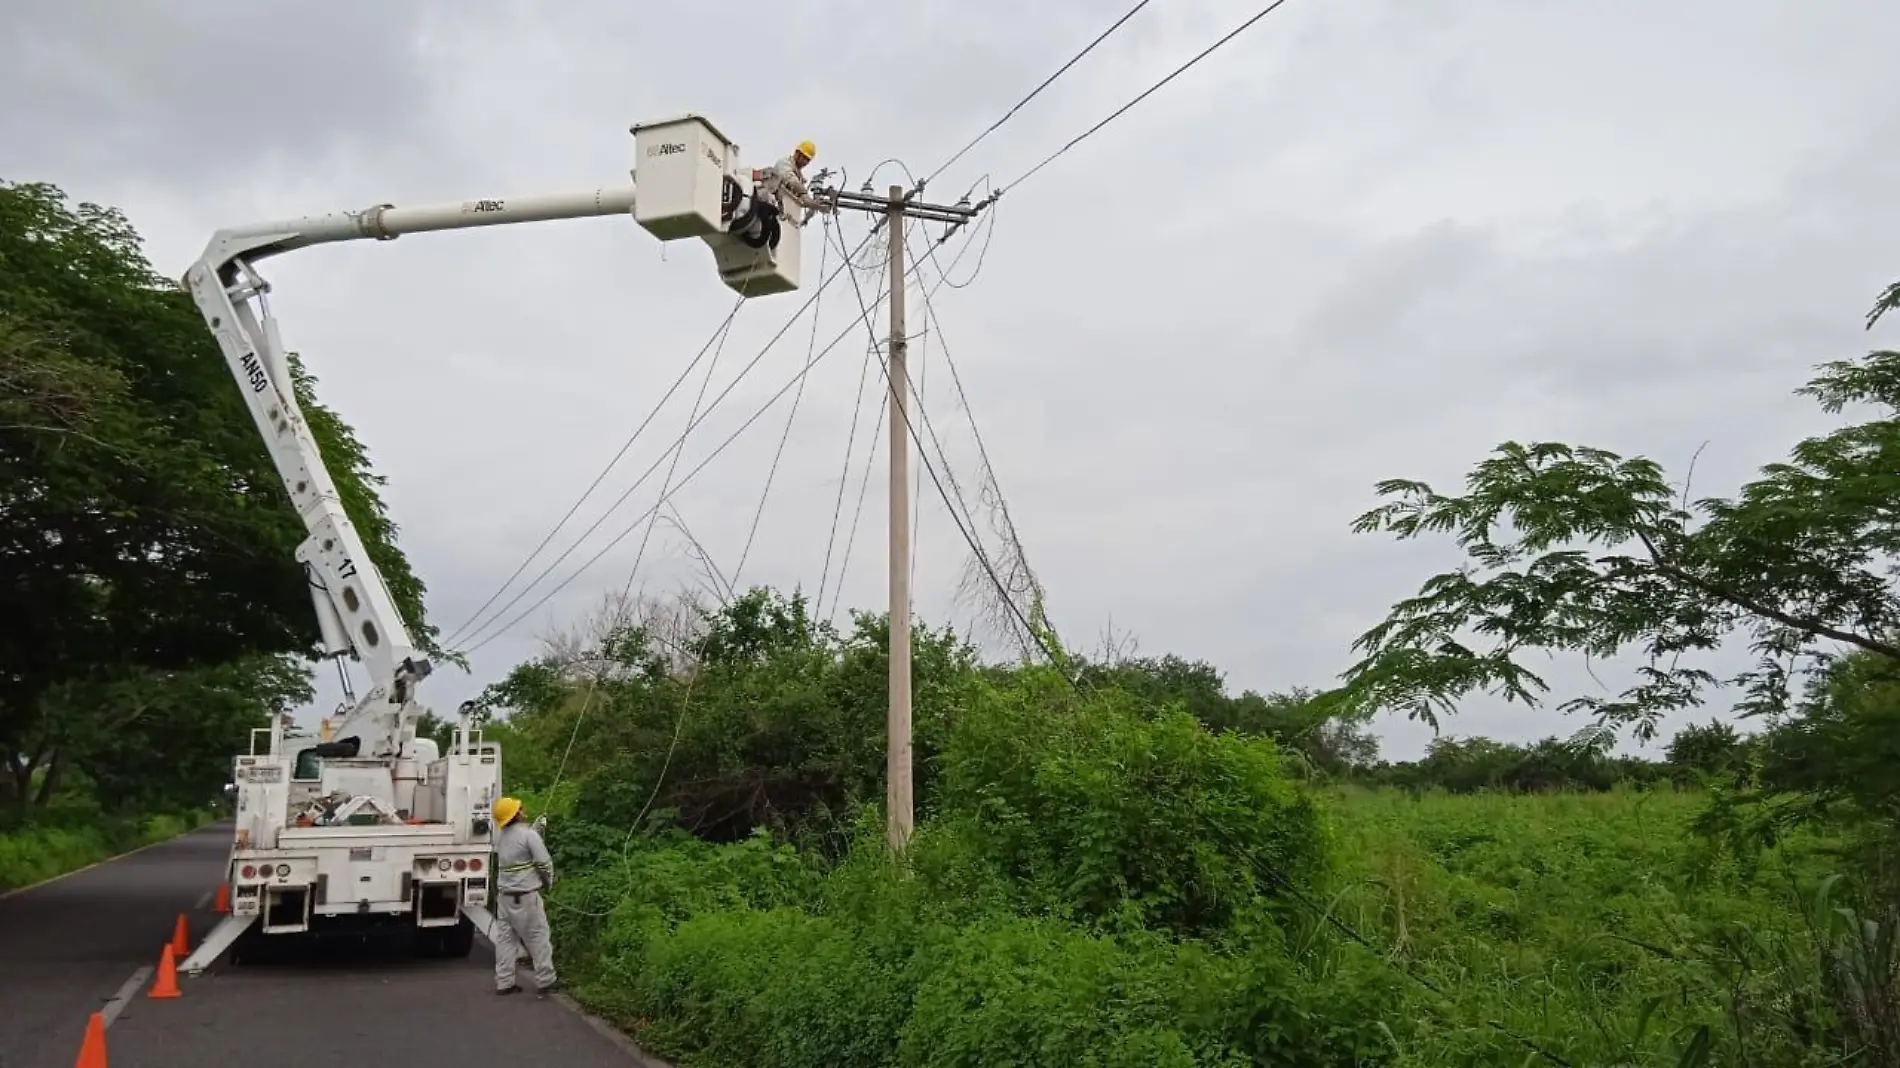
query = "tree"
(1339, 281, 1900, 746)
(1074, 654, 1380, 773)
(1665, 720, 1748, 781)
(40, 656, 313, 814)
(0, 179, 433, 814)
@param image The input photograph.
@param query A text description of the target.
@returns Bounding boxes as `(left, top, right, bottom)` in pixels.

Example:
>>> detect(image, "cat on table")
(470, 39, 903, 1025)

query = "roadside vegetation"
(13, 177, 1900, 1064)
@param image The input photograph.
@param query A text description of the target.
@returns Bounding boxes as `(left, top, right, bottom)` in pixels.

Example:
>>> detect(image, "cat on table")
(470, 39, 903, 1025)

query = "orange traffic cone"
(213, 883, 230, 914)
(170, 913, 189, 957)
(73, 1010, 107, 1068)
(148, 944, 181, 999)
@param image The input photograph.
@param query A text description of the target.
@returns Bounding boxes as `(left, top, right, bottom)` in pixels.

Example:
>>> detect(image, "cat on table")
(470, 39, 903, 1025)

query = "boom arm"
(181, 115, 801, 756)
(181, 186, 647, 716)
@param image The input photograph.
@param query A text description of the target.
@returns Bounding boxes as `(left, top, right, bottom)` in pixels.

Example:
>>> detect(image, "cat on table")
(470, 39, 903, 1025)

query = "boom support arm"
(179, 186, 646, 726)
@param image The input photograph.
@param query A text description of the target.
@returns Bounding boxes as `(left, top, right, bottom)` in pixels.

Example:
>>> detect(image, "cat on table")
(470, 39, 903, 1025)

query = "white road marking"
(193, 889, 213, 911)
(100, 966, 153, 1029)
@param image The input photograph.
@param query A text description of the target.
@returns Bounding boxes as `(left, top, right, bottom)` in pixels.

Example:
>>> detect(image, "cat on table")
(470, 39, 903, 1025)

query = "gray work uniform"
(757, 157, 824, 224)
(491, 820, 557, 992)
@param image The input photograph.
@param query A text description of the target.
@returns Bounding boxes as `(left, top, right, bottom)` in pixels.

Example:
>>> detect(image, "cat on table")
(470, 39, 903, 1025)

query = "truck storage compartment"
(262, 884, 311, 934)
(415, 880, 461, 926)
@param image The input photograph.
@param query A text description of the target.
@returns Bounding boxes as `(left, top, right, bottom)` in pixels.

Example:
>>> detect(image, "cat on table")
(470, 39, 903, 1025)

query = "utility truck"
(180, 116, 809, 975)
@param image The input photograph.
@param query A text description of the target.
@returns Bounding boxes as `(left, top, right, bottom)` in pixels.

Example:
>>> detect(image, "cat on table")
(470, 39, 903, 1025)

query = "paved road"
(1, 822, 655, 1068)
(0, 822, 226, 1068)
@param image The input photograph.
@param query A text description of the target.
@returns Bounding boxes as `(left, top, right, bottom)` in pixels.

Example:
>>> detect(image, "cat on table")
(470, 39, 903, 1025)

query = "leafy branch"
(1340, 286, 1900, 741)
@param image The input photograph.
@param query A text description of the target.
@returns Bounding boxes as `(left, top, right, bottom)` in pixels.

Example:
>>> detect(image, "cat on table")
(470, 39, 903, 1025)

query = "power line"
(507, 306, 747, 821)
(999, 0, 1301, 194)
(453, 307, 745, 654)
(864, 2, 1156, 242)
(909, 240, 1043, 651)
(537, 226, 836, 836)
(828, 223, 1058, 667)
(451, 228, 882, 655)
(815, 339, 876, 614)
(443, 297, 746, 649)
(616, 231, 842, 848)
(826, 378, 885, 626)
(825, 221, 965, 630)
(835, 221, 992, 550)
(611, 284, 740, 608)
(923, 0, 1160, 186)
(458, 0, 1209, 655)
(734, 217, 834, 583)
(459, 242, 932, 657)
(922, 178, 1000, 290)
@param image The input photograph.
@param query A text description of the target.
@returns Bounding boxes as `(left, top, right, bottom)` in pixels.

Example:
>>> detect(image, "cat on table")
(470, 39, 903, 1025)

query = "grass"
(550, 785, 1849, 1067)
(1324, 786, 1841, 1064)
(0, 810, 215, 893)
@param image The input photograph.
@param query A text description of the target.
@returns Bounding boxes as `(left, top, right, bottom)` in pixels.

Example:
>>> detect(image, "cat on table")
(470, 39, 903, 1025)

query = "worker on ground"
(490, 796, 559, 997)
(740, 139, 830, 250)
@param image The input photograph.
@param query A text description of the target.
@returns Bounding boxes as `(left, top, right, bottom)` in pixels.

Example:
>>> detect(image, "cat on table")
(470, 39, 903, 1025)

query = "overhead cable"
(999, 0, 1300, 194)
(459, 236, 928, 656)
(924, 0, 1160, 186)
(442, 296, 745, 648)
(452, 227, 882, 654)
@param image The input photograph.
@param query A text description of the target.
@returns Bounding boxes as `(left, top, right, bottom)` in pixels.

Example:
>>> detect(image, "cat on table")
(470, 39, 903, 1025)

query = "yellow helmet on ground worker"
(493, 796, 523, 827)
(795, 140, 817, 163)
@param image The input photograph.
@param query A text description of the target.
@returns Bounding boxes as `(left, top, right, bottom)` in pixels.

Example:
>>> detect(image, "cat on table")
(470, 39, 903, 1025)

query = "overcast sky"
(7, 0, 1900, 759)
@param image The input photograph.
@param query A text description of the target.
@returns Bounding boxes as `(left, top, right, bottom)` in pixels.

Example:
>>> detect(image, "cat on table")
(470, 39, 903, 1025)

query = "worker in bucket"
(733, 139, 830, 251)
(490, 796, 559, 997)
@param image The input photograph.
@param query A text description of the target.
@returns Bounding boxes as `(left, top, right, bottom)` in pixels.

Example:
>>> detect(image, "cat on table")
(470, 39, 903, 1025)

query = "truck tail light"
(452, 859, 468, 872)
(468, 858, 483, 872)
(241, 864, 257, 878)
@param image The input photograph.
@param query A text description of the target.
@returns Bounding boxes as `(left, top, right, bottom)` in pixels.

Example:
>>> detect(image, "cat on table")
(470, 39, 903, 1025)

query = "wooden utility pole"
(883, 186, 914, 851)
(815, 181, 981, 852)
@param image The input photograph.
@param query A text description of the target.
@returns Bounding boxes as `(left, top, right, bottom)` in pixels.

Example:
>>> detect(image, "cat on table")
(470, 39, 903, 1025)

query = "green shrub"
(632, 907, 913, 1068)
(899, 917, 1237, 1068)
(550, 829, 824, 995)
(927, 669, 1327, 938)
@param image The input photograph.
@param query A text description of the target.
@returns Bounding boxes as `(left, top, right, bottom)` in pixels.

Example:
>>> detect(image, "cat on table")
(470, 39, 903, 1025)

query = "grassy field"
(547, 783, 1845, 1067)
(1324, 787, 1839, 1064)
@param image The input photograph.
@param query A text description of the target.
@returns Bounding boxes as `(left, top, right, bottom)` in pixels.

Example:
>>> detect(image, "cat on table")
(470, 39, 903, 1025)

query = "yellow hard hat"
(795, 140, 817, 161)
(493, 796, 522, 827)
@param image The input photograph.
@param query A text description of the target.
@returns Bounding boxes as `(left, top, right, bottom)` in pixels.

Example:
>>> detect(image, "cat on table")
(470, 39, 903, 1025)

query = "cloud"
(7, 0, 1900, 759)
(0, 0, 443, 183)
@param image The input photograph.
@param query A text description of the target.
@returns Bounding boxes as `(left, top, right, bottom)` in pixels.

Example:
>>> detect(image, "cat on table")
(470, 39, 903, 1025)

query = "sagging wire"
(454, 228, 887, 658)
(442, 293, 748, 650)
(545, 217, 928, 915)
(816, 192, 998, 622)
(528, 305, 742, 820)
(906, 238, 1046, 660)
(613, 215, 842, 848)
(734, 216, 833, 581)
(815, 339, 876, 615)
(520, 222, 853, 820)
(827, 218, 1054, 667)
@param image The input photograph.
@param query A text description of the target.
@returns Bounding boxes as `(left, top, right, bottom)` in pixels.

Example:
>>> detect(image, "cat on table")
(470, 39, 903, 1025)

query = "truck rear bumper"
(229, 835, 490, 934)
